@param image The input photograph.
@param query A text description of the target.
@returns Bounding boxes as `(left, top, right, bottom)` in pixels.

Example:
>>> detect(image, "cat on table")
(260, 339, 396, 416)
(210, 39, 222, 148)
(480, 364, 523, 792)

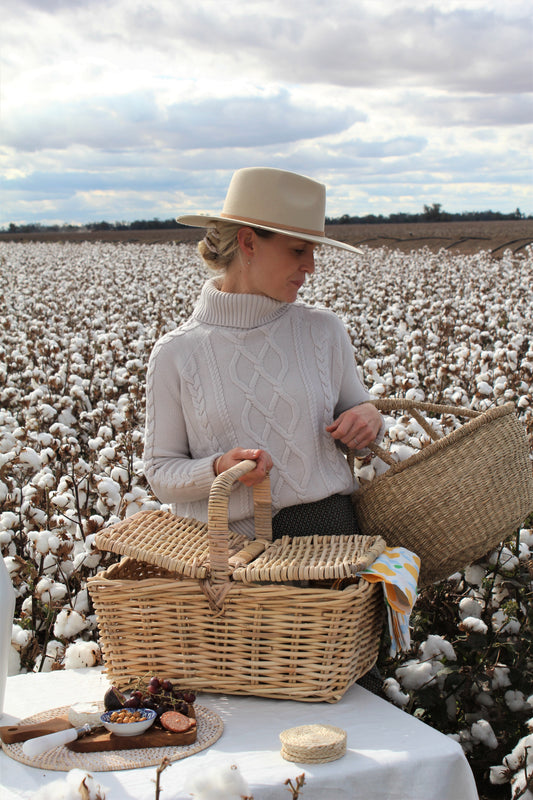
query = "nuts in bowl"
(100, 707, 157, 737)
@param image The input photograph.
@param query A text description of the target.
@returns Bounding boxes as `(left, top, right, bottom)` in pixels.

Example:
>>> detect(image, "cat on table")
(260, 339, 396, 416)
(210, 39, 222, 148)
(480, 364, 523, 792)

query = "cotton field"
(1, 240, 533, 797)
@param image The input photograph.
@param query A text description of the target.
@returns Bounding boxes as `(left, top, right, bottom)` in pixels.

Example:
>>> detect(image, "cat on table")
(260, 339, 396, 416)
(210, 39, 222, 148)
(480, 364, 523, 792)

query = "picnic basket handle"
(350, 398, 482, 469)
(208, 459, 272, 585)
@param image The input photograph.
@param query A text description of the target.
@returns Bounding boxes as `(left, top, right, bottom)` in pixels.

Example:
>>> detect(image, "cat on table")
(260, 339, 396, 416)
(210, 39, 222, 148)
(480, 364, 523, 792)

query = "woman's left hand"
(326, 402, 382, 450)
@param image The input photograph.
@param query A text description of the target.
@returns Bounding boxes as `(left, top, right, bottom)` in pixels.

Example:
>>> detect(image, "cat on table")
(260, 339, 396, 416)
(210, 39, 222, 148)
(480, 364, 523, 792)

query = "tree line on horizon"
(2, 203, 529, 235)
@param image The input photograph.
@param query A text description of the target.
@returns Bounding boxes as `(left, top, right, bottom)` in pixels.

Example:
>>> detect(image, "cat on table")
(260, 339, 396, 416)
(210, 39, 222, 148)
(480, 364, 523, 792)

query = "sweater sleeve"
(143, 336, 221, 505)
(334, 318, 386, 447)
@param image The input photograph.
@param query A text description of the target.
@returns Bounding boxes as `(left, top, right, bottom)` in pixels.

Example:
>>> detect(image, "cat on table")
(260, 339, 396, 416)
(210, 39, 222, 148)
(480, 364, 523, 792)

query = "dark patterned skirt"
(272, 494, 360, 540)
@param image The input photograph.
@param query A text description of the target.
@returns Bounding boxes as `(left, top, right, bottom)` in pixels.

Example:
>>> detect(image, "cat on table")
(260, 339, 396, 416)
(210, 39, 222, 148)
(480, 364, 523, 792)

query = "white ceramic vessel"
(0, 557, 16, 718)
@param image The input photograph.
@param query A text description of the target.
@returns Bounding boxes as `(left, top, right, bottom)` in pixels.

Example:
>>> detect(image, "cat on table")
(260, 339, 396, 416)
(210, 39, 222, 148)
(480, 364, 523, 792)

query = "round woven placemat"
(2, 704, 223, 772)
(279, 724, 347, 764)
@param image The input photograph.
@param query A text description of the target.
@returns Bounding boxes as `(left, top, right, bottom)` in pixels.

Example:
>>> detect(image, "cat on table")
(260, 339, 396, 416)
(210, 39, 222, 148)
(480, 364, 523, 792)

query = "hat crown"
(221, 167, 326, 237)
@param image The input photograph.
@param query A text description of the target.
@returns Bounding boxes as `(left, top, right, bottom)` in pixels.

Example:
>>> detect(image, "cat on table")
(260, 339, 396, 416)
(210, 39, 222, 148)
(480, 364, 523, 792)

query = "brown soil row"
(2, 219, 532, 256)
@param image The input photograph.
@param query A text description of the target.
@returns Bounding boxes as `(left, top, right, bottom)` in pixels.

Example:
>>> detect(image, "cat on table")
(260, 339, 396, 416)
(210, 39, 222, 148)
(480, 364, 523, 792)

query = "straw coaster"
(279, 724, 347, 764)
(1, 704, 223, 772)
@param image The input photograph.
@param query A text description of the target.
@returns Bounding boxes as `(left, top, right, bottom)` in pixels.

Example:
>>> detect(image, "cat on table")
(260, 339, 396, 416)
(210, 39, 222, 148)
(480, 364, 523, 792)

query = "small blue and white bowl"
(100, 708, 157, 736)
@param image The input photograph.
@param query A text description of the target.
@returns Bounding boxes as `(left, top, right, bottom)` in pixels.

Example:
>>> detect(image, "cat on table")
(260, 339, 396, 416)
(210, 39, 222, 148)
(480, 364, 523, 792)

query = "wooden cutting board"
(68, 721, 197, 751)
(1, 715, 197, 751)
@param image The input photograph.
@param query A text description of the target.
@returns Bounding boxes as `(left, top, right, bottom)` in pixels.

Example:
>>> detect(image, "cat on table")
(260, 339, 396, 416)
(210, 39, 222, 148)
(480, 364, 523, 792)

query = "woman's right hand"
(214, 448, 273, 487)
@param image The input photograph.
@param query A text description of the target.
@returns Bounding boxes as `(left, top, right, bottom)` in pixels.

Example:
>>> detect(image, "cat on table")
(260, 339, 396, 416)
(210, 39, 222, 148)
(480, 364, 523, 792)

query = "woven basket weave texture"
(90, 460, 385, 703)
(352, 400, 533, 586)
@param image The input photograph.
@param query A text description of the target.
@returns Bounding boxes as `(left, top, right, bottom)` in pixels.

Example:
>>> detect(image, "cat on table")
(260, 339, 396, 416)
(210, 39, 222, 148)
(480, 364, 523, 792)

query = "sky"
(1, 0, 532, 227)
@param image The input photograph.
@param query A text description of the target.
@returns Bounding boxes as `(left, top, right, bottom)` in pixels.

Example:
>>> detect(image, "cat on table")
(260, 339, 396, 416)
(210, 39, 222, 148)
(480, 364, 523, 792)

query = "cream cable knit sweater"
(143, 277, 373, 539)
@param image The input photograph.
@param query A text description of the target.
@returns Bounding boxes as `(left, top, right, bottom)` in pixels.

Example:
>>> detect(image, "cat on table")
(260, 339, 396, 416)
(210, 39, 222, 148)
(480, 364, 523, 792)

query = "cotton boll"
(33, 640, 65, 672)
(519, 529, 533, 547)
(19, 447, 42, 471)
(12, 624, 32, 648)
(510, 775, 533, 799)
(492, 610, 520, 634)
(517, 542, 531, 561)
(98, 446, 116, 462)
(21, 596, 33, 616)
(383, 677, 409, 707)
(95, 477, 121, 512)
(505, 733, 533, 771)
(475, 692, 495, 709)
(457, 727, 474, 753)
(72, 589, 90, 614)
(505, 690, 529, 712)
(446, 696, 458, 720)
(35, 576, 53, 602)
(446, 571, 463, 584)
(396, 659, 435, 690)
(0, 511, 18, 531)
(491, 574, 511, 603)
(137, 498, 161, 512)
(459, 617, 488, 634)
(53, 609, 88, 639)
(355, 465, 375, 483)
(0, 481, 8, 503)
(132, 459, 145, 476)
(476, 381, 493, 396)
(471, 719, 498, 749)
(388, 424, 407, 442)
(464, 564, 486, 585)
(491, 666, 512, 689)
(32, 769, 107, 799)
(390, 443, 417, 461)
(489, 765, 510, 785)
(369, 382, 387, 397)
(50, 581, 68, 602)
(63, 640, 101, 669)
(184, 763, 250, 799)
(418, 634, 456, 662)
(35, 530, 55, 554)
(405, 388, 425, 402)
(459, 597, 483, 620)
(489, 547, 519, 572)
(110, 465, 129, 484)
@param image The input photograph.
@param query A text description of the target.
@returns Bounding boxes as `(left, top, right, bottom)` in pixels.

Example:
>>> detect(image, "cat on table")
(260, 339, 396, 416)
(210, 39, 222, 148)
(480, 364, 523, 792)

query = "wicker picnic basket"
(89, 460, 387, 703)
(352, 399, 533, 587)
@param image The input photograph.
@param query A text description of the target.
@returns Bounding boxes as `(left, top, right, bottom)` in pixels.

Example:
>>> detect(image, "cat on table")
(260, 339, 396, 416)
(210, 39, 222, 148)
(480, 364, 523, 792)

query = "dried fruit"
(104, 686, 126, 711)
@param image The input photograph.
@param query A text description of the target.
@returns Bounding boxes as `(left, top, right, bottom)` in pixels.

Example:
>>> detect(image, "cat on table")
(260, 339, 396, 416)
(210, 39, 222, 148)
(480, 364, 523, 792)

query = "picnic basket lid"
(95, 509, 250, 579)
(95, 461, 386, 584)
(230, 533, 386, 583)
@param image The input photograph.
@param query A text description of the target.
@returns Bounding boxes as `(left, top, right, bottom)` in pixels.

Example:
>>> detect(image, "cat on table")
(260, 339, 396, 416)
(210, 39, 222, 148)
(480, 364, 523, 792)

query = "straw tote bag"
(351, 399, 533, 586)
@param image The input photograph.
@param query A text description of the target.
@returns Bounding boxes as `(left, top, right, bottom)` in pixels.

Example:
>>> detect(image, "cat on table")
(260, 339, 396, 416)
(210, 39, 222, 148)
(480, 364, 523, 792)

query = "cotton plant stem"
(154, 756, 171, 800)
(285, 773, 306, 798)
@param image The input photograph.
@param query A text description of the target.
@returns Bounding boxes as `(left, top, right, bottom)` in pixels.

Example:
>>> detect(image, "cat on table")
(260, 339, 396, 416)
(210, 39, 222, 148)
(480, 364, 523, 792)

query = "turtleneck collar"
(191, 277, 290, 329)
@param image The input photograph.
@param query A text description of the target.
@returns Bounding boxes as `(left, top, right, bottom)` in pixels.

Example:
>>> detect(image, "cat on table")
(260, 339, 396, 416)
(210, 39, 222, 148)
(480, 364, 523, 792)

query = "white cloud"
(1, 0, 531, 225)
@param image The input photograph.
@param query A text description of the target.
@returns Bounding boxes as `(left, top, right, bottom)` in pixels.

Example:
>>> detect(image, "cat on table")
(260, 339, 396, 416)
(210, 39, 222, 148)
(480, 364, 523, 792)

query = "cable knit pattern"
(143, 277, 374, 538)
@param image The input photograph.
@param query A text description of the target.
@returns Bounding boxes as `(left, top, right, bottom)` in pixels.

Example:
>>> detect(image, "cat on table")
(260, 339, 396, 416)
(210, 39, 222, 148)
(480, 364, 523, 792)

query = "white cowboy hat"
(177, 167, 363, 254)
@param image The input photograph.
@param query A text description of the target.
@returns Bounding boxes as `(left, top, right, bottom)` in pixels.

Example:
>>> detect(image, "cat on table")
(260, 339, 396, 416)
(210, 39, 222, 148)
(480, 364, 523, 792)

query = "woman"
(143, 167, 383, 540)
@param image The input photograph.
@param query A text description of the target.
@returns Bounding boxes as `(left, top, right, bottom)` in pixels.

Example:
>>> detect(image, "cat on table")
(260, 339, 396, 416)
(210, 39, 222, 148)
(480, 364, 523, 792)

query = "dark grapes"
(115, 676, 195, 723)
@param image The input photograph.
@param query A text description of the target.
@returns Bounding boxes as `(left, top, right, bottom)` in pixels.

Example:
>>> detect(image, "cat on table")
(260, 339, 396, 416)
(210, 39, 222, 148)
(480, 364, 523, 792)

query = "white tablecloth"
(0, 668, 479, 799)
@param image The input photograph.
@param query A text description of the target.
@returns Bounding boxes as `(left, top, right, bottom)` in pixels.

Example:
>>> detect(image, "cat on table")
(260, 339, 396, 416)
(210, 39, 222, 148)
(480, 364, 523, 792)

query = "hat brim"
(176, 214, 364, 255)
